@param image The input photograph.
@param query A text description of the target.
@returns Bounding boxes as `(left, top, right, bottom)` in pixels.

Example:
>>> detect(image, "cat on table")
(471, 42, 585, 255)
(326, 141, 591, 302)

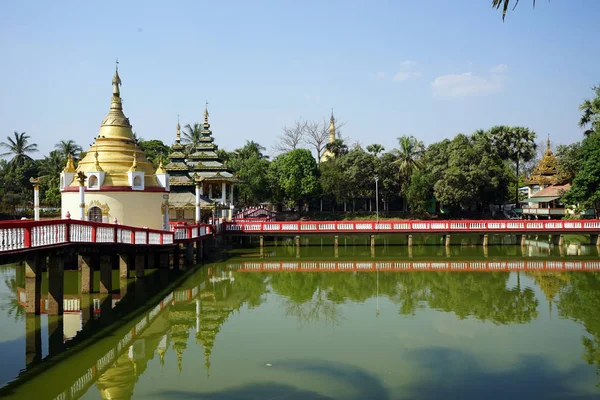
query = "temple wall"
(61, 191, 166, 230)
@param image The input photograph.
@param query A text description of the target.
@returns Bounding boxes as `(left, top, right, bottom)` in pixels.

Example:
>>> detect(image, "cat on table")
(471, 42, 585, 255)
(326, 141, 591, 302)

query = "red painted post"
(91, 225, 97, 243)
(24, 225, 31, 248)
(130, 230, 135, 244)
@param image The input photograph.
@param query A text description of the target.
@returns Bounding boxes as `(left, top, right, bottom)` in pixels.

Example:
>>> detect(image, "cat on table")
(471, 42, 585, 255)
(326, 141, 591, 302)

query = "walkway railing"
(224, 220, 600, 234)
(0, 219, 213, 254)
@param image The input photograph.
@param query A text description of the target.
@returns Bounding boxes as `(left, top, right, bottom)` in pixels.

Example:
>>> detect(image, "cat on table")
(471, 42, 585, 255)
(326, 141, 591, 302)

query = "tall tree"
(38, 150, 65, 206)
(579, 84, 600, 135)
(392, 136, 424, 211)
(488, 126, 537, 206)
(268, 149, 319, 211)
(555, 142, 582, 183)
(0, 132, 38, 171)
(274, 119, 307, 154)
(139, 139, 169, 169)
(304, 120, 329, 162)
(562, 132, 600, 216)
(54, 139, 82, 160)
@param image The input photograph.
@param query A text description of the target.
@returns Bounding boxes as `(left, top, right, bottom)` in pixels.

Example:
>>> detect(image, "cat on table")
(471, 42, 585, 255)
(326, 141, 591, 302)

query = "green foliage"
(555, 142, 582, 183)
(0, 131, 38, 172)
(269, 149, 320, 210)
(139, 139, 169, 169)
(579, 84, 600, 135)
(227, 141, 271, 205)
(562, 132, 600, 213)
(54, 139, 82, 160)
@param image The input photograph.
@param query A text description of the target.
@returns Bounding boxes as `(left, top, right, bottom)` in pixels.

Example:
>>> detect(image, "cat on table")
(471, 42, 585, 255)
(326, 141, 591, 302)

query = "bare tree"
(304, 117, 349, 162)
(304, 119, 329, 162)
(273, 119, 307, 154)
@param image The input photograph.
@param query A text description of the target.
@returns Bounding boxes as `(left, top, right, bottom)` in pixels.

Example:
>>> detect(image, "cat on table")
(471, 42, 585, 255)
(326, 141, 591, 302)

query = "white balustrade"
(355, 223, 373, 230)
(134, 231, 147, 244)
(96, 227, 115, 243)
(174, 228, 188, 240)
(148, 232, 162, 244)
(117, 228, 133, 244)
(265, 224, 281, 231)
(32, 224, 67, 247)
(162, 234, 174, 244)
(318, 223, 336, 230)
(282, 224, 298, 230)
(70, 224, 93, 242)
(0, 227, 25, 251)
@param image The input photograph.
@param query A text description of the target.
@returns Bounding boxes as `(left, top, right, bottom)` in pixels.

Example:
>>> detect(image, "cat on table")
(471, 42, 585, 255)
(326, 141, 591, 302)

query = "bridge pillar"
(47, 255, 64, 316)
(445, 234, 451, 247)
(370, 235, 375, 249)
(147, 251, 156, 270)
(559, 235, 565, 246)
(295, 236, 301, 248)
(185, 243, 194, 265)
(47, 315, 64, 356)
(591, 234, 600, 246)
(407, 235, 413, 247)
(259, 236, 264, 249)
(99, 255, 112, 294)
(25, 255, 43, 315)
(80, 294, 93, 329)
(119, 278, 128, 298)
(172, 246, 180, 269)
(80, 255, 95, 294)
(481, 234, 489, 247)
(334, 236, 339, 258)
(118, 254, 129, 279)
(135, 254, 145, 279)
(195, 241, 203, 264)
(517, 234, 527, 247)
(25, 315, 42, 365)
(408, 246, 413, 258)
(551, 234, 563, 246)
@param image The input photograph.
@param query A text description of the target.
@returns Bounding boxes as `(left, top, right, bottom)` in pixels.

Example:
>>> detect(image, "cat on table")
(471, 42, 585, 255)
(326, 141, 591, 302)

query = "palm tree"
(183, 123, 202, 153)
(366, 144, 385, 158)
(392, 136, 424, 212)
(392, 136, 424, 180)
(39, 151, 64, 185)
(492, 0, 538, 21)
(236, 140, 268, 160)
(0, 132, 38, 170)
(579, 85, 600, 135)
(54, 140, 82, 160)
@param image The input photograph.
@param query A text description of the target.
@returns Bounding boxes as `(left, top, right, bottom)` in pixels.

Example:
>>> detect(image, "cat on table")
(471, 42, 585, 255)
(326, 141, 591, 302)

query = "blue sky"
(0, 0, 598, 158)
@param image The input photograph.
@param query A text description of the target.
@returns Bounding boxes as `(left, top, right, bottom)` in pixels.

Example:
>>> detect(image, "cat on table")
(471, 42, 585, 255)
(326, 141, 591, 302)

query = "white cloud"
(431, 64, 508, 98)
(393, 60, 421, 82)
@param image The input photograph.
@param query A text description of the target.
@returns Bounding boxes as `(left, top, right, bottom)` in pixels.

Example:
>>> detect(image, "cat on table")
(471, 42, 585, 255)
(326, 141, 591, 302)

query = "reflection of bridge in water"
(228, 259, 600, 273)
(1, 267, 241, 400)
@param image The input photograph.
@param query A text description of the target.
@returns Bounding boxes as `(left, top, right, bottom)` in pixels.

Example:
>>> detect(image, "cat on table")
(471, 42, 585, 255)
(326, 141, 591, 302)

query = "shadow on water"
(402, 347, 599, 400)
(151, 359, 390, 400)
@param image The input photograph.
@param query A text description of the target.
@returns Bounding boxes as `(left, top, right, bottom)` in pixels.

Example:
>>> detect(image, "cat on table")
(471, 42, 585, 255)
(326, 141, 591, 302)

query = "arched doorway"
(88, 206, 103, 222)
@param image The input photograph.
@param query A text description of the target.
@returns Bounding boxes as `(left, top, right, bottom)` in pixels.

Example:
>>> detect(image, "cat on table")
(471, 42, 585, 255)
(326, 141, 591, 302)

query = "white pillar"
(229, 183, 234, 207)
(78, 176, 86, 221)
(195, 183, 201, 224)
(221, 182, 226, 205)
(209, 184, 213, 199)
(33, 184, 40, 221)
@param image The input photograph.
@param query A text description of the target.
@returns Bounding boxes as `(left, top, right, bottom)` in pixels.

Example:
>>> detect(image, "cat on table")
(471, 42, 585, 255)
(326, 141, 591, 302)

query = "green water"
(1, 237, 600, 399)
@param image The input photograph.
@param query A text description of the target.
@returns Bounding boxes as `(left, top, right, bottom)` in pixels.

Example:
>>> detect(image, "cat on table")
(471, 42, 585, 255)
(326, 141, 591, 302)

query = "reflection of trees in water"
(0, 264, 24, 322)
(259, 271, 539, 326)
(555, 273, 600, 386)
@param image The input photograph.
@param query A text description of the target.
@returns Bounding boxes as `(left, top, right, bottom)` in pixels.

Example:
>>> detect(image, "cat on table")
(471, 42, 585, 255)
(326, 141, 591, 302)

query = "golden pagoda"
(525, 137, 561, 188)
(60, 63, 170, 229)
(320, 110, 337, 163)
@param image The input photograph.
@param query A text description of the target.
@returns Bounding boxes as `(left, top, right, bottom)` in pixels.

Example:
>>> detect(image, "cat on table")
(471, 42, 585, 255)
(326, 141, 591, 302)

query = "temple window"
(88, 206, 103, 222)
(133, 175, 142, 187)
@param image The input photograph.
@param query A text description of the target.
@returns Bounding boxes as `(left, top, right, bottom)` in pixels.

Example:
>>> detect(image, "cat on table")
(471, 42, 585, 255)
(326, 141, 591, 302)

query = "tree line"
(2, 83, 599, 219)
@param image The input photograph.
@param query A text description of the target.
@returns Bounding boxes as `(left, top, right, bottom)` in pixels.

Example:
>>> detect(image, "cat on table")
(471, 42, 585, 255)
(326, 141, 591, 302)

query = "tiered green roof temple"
(165, 104, 237, 222)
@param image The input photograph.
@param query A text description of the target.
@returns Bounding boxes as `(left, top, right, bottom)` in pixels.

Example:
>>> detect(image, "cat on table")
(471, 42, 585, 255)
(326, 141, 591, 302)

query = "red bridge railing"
(224, 220, 600, 234)
(0, 219, 213, 254)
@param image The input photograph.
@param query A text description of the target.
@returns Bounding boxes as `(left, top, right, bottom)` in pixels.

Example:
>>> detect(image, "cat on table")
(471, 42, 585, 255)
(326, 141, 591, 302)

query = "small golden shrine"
(525, 137, 561, 187)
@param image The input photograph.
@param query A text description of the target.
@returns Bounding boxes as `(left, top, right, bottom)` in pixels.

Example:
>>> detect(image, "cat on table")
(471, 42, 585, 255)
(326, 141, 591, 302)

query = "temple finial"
(112, 59, 121, 96)
(329, 109, 336, 141)
(176, 115, 181, 143)
(94, 150, 103, 171)
(63, 153, 76, 173)
(547, 134, 551, 151)
(204, 101, 209, 124)
(129, 151, 138, 172)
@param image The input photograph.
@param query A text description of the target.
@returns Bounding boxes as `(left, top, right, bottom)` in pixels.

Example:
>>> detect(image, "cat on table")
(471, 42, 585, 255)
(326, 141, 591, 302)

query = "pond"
(1, 236, 600, 399)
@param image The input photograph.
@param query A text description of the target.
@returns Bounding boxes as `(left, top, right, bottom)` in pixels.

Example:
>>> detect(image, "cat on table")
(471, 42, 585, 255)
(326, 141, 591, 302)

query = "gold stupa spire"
(63, 153, 76, 172)
(176, 115, 181, 143)
(328, 109, 336, 143)
(93, 151, 103, 171)
(99, 59, 133, 139)
(155, 158, 166, 174)
(546, 134, 551, 154)
(129, 151, 138, 172)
